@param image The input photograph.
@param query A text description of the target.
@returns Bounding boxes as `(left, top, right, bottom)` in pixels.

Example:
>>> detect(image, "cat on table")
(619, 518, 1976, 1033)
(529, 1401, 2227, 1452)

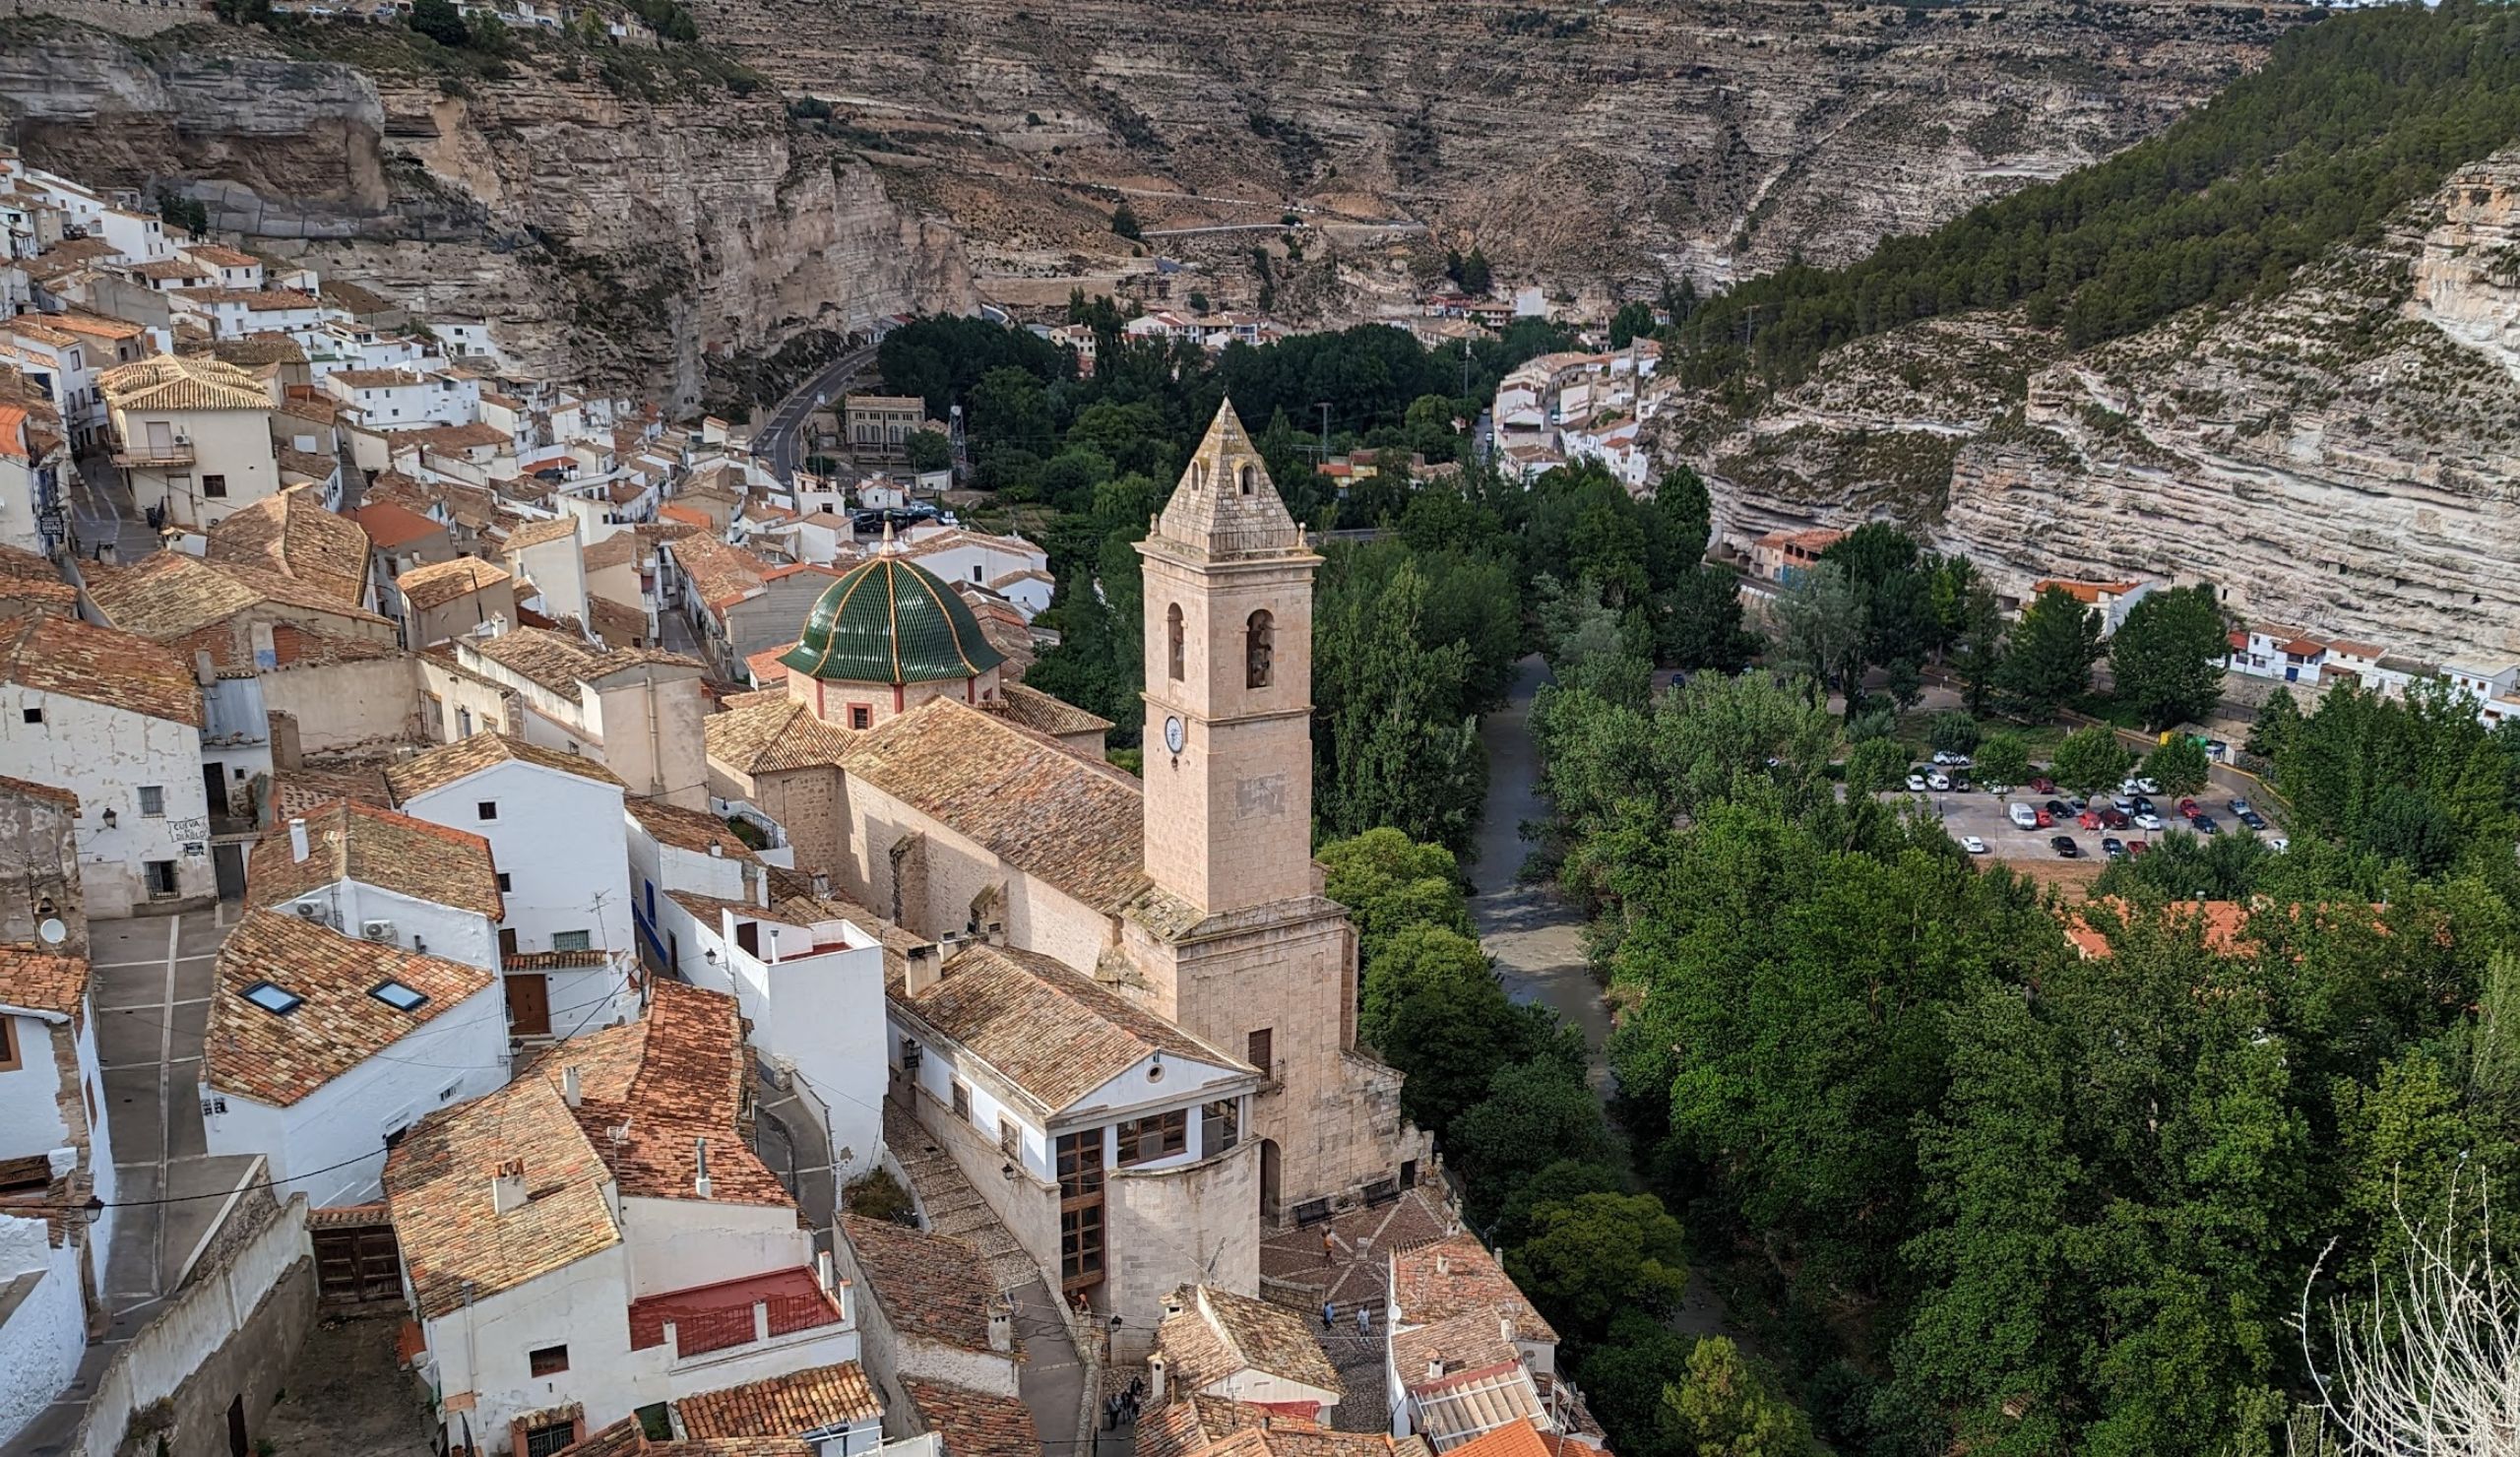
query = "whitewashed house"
(1154, 1284, 1343, 1424)
(895, 527, 1053, 621)
(1385, 1235, 1598, 1453)
(384, 733, 638, 1041)
(0, 944, 116, 1451)
(0, 613, 213, 916)
(651, 879, 886, 1183)
(385, 981, 860, 1457)
(243, 799, 505, 973)
(200, 910, 508, 1206)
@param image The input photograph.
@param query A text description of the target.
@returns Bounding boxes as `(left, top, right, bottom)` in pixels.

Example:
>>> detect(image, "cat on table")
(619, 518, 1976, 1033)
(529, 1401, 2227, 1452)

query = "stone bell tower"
(1124, 401, 1431, 1221)
(1134, 400, 1319, 916)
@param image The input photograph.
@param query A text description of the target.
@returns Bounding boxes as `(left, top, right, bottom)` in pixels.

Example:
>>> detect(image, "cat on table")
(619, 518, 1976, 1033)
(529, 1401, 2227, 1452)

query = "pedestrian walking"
(1322, 1299, 1335, 1329)
(1356, 1303, 1371, 1336)
(1321, 1228, 1338, 1263)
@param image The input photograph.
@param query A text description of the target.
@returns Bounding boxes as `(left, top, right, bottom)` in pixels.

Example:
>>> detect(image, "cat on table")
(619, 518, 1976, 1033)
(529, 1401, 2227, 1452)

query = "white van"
(2008, 802, 2040, 830)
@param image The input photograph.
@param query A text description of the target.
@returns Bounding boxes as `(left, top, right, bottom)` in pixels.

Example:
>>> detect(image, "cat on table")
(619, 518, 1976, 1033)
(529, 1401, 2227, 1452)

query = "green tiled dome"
(780, 555, 1007, 685)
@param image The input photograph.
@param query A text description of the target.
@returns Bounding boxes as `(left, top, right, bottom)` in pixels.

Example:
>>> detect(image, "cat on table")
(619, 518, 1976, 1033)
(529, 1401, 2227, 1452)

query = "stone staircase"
(883, 1099, 1041, 1294)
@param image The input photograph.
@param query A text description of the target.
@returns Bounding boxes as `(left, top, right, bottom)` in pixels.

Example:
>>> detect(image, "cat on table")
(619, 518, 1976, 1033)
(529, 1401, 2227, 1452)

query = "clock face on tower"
(1164, 715, 1186, 754)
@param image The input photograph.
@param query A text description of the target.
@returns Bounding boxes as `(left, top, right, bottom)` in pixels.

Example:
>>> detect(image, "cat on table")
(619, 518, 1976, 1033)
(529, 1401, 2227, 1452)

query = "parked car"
(2102, 837, 2128, 859)
(2102, 807, 2131, 830)
(1906, 774, 1928, 792)
(2130, 795, 2157, 816)
(2132, 777, 2162, 794)
(2135, 812, 2165, 831)
(2226, 797, 2251, 816)
(2050, 836, 2080, 858)
(2111, 795, 2136, 813)
(2239, 810, 2269, 831)
(2190, 814, 2220, 835)
(2127, 838, 2151, 855)
(2044, 799, 2072, 819)
(2176, 797, 2200, 818)
(2035, 807, 2054, 828)
(2078, 810, 2104, 830)
(2009, 803, 2041, 830)
(1928, 772, 1952, 792)
(2030, 777, 2056, 794)
(1932, 750, 1973, 767)
(2267, 837, 2291, 853)
(1960, 836, 1988, 855)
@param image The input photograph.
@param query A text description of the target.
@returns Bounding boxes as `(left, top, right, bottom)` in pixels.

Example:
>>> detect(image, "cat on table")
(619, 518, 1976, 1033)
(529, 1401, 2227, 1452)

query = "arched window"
(1245, 609, 1274, 689)
(1166, 603, 1185, 681)
(1237, 462, 1256, 496)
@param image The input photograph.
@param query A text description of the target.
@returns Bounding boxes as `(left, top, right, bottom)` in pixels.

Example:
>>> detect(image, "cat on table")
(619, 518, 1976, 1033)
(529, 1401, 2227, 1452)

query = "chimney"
(755, 865, 771, 909)
(287, 817, 309, 863)
(490, 1158, 528, 1215)
(193, 648, 215, 686)
(561, 1065, 582, 1109)
(1147, 1353, 1166, 1402)
(693, 1136, 712, 1199)
(1425, 1360, 1443, 1383)
(708, 841, 724, 858)
(815, 1249, 836, 1293)
(1160, 1290, 1187, 1319)
(1434, 1252, 1450, 1276)
(1500, 1315, 1514, 1344)
(905, 942, 942, 998)
(988, 1293, 1014, 1355)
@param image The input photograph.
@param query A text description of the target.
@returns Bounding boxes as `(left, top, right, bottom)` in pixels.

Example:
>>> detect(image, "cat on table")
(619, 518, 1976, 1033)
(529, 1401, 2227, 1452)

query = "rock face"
(1649, 155, 2520, 666)
(691, 0, 2300, 298)
(0, 20, 974, 401)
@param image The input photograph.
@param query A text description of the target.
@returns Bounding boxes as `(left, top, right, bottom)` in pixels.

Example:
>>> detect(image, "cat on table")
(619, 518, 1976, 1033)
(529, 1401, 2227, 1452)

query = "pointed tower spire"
(1152, 400, 1299, 560)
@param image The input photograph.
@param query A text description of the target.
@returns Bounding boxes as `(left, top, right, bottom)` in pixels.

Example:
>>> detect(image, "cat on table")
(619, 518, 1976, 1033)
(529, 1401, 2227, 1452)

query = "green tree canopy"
(2111, 585, 2232, 729)
(1667, 1338, 1818, 1457)
(2050, 725, 2135, 798)
(2143, 736, 2213, 797)
(1999, 586, 2106, 720)
(1975, 731, 2032, 789)
(1505, 1192, 1690, 1346)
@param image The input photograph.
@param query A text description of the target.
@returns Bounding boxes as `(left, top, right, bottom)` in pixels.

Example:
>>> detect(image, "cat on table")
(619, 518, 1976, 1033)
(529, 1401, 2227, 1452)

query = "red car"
(2177, 797, 2200, 817)
(2034, 807, 2053, 828)
(2127, 839, 2150, 856)
(2030, 777, 2056, 794)
(2078, 810, 2104, 830)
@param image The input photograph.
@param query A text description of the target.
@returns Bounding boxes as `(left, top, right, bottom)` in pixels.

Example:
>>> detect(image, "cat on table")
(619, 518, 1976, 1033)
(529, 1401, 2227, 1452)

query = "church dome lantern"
(780, 554, 1007, 686)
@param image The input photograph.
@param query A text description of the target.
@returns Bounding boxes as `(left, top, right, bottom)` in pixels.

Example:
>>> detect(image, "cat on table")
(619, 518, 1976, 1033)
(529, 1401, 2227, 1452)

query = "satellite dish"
(36, 918, 66, 945)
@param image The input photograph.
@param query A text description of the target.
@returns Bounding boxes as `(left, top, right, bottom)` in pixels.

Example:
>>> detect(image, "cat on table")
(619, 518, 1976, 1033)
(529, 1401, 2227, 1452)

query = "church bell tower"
(1135, 401, 1320, 917)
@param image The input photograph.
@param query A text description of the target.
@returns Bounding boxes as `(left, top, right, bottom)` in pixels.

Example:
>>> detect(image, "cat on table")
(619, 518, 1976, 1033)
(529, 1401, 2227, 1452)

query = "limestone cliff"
(1647, 155, 2520, 665)
(0, 19, 975, 402)
(688, 0, 2300, 310)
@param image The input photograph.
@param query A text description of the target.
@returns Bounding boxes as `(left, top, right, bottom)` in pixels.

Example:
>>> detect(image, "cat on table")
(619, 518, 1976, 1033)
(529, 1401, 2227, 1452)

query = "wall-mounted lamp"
(999, 1161, 1017, 1182)
(705, 948, 720, 966)
(100, 808, 116, 829)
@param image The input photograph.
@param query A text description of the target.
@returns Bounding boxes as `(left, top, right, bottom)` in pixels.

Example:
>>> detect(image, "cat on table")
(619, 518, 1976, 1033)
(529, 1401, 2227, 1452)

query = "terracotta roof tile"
(204, 486, 370, 605)
(843, 699, 1145, 913)
(1160, 1286, 1341, 1395)
(538, 981, 789, 1206)
(0, 542, 77, 616)
(1140, 1397, 1417, 1457)
(462, 626, 698, 698)
(385, 1072, 621, 1318)
(205, 910, 495, 1108)
(625, 797, 758, 861)
(1391, 1236, 1554, 1345)
(0, 613, 201, 726)
(98, 352, 270, 412)
(384, 731, 626, 802)
(705, 696, 857, 777)
(0, 946, 88, 1019)
(395, 555, 510, 610)
(269, 762, 394, 817)
(84, 549, 389, 654)
(347, 500, 443, 549)
(245, 798, 503, 920)
(675, 1361, 881, 1439)
(838, 1214, 995, 1352)
(669, 533, 770, 612)
(893, 941, 1247, 1113)
(987, 682, 1111, 740)
(503, 515, 580, 551)
(902, 1379, 1040, 1457)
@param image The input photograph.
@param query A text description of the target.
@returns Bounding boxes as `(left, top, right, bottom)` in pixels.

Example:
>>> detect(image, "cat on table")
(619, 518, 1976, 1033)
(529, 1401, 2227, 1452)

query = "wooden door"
(313, 1226, 402, 1304)
(507, 974, 550, 1037)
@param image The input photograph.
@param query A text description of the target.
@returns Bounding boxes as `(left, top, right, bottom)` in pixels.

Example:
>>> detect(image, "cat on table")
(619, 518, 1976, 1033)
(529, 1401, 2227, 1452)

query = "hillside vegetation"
(1680, 0, 2520, 387)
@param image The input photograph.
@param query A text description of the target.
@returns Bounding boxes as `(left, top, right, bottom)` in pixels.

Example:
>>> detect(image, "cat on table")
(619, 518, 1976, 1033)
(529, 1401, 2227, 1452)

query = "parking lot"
(1879, 765, 2285, 871)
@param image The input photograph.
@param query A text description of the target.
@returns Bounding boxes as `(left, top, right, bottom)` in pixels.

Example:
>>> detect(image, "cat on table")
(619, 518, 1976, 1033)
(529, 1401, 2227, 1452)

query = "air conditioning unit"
(293, 901, 323, 920)
(361, 919, 397, 942)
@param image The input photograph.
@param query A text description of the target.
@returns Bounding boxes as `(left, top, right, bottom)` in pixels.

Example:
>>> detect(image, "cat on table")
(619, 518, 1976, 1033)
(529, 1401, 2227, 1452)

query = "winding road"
(757, 344, 879, 483)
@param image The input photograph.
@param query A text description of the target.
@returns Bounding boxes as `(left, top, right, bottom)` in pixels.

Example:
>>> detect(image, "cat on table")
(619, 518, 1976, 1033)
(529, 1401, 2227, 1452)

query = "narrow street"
(1466, 655, 1741, 1341)
(756, 345, 877, 483)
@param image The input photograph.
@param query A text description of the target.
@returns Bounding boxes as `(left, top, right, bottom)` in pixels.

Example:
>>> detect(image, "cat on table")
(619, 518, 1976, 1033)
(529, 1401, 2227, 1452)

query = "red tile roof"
(675, 1362, 881, 1439)
(244, 797, 503, 920)
(0, 946, 88, 1019)
(903, 1379, 1040, 1457)
(0, 612, 202, 726)
(205, 911, 496, 1108)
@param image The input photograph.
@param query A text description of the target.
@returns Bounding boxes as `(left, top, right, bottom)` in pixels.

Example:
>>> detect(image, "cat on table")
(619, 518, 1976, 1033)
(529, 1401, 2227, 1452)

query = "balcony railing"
(113, 441, 195, 467)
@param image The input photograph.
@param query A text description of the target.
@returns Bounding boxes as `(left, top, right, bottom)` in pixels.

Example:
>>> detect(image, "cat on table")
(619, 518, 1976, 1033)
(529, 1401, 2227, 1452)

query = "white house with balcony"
(201, 909, 509, 1206)
(385, 981, 860, 1457)
(324, 366, 482, 430)
(885, 940, 1263, 1337)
